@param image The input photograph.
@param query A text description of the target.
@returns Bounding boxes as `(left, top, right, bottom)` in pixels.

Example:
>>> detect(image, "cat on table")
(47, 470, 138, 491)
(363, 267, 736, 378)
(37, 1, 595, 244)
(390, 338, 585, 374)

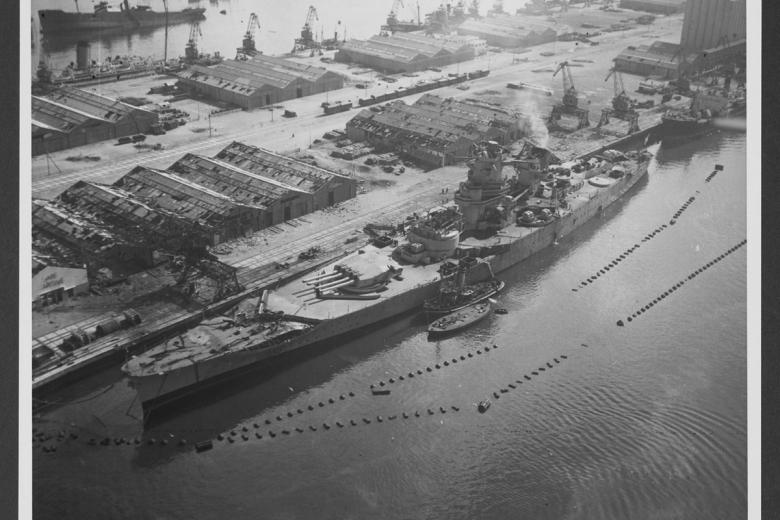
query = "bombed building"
(335, 32, 476, 74)
(345, 93, 523, 167)
(31, 86, 158, 156)
(456, 16, 557, 48)
(176, 54, 345, 110)
(32, 142, 357, 271)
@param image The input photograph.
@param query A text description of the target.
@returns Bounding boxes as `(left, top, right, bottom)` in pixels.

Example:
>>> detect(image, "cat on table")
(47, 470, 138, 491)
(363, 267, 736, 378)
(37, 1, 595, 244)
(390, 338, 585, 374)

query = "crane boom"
(604, 67, 625, 97)
(390, 0, 405, 16)
(245, 12, 260, 39)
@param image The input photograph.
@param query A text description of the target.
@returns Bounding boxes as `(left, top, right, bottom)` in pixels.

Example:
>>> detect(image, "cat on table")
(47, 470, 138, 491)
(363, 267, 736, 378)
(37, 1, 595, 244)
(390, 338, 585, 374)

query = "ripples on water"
(33, 132, 746, 519)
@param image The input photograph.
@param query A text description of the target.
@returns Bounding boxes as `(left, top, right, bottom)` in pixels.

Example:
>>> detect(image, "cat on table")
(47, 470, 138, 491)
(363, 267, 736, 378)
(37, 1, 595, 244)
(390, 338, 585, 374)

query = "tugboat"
(428, 301, 492, 337)
(423, 262, 504, 317)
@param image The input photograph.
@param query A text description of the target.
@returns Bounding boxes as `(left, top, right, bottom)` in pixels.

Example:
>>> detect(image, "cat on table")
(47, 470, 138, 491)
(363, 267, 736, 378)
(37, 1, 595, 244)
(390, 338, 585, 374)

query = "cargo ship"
(122, 140, 654, 410)
(38, 0, 205, 34)
(660, 87, 746, 142)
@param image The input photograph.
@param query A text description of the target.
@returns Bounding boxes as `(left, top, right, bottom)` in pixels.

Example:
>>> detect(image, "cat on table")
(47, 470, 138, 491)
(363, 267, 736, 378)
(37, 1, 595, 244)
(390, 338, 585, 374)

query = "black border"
(0, 2, 20, 517)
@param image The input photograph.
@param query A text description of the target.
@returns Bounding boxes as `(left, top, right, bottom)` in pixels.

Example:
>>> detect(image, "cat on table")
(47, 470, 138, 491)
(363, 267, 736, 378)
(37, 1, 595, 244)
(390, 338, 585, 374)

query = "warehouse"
(618, 0, 686, 14)
(33, 142, 357, 262)
(346, 93, 523, 167)
(614, 41, 700, 78)
(32, 263, 89, 307)
(114, 166, 265, 245)
(175, 54, 345, 110)
(335, 32, 475, 74)
(31, 86, 158, 156)
(456, 16, 557, 48)
(212, 141, 358, 213)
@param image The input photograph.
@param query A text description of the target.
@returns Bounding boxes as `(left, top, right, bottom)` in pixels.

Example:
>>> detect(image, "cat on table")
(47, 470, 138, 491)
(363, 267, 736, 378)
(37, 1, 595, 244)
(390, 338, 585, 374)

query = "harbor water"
(32, 0, 476, 73)
(32, 131, 746, 519)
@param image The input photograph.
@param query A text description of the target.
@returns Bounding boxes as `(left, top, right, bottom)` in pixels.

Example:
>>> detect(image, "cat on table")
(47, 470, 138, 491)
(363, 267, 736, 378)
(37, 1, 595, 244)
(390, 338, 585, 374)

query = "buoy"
(403, 412, 409, 419)
(349, 392, 355, 397)
(328, 398, 335, 404)
(452, 406, 460, 412)
(476, 350, 482, 355)
(240, 435, 248, 441)
(554, 358, 560, 363)
(231, 430, 238, 436)
(452, 358, 458, 364)
(531, 371, 539, 375)
(435, 364, 441, 369)
(509, 383, 517, 389)
(350, 420, 357, 426)
(408, 372, 414, 378)
(276, 416, 282, 421)
(493, 392, 500, 399)
(443, 361, 450, 366)
(370, 384, 375, 389)
(415, 411, 421, 417)
(379, 381, 385, 387)
(228, 437, 235, 443)
(323, 423, 331, 429)
(318, 402, 325, 407)
(337, 421, 344, 427)
(417, 369, 423, 375)
(547, 362, 553, 368)
(428, 409, 435, 415)
(427, 367, 433, 372)
(295, 427, 304, 433)
(538, 367, 546, 372)
(627, 317, 633, 322)
(161, 439, 168, 446)
(147, 438, 155, 445)
(255, 433, 262, 439)
(524, 375, 531, 380)
(310, 425, 318, 431)
(399, 375, 405, 380)
(363, 418, 371, 424)
(282, 430, 290, 435)
(388, 378, 395, 384)
(377, 416, 383, 422)
(500, 388, 508, 393)
(265, 419, 272, 425)
(286, 412, 293, 418)
(440, 407, 447, 413)
(269, 431, 276, 438)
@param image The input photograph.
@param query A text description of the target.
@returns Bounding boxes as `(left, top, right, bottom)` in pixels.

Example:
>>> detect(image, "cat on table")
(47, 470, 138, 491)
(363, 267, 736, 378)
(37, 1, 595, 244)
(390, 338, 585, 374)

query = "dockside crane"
(548, 61, 590, 130)
(236, 12, 261, 59)
(597, 66, 639, 134)
(387, 0, 404, 25)
(184, 21, 202, 63)
(293, 5, 321, 55)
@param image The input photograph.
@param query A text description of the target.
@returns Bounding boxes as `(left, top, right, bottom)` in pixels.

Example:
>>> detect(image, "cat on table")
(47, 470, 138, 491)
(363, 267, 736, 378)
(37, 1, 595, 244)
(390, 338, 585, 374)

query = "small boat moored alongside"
(428, 301, 492, 337)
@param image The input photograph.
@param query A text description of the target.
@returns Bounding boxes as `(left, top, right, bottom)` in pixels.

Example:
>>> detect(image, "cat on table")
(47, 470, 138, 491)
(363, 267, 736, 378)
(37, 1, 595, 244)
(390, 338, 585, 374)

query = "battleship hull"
(126, 158, 651, 410)
(38, 8, 205, 34)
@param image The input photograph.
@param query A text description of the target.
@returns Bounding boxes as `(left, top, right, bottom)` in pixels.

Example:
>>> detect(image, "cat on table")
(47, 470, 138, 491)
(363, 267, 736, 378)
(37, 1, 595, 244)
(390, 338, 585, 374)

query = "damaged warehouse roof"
(346, 93, 523, 167)
(214, 141, 352, 194)
(349, 93, 520, 145)
(115, 166, 260, 225)
(32, 141, 358, 266)
(167, 153, 307, 209)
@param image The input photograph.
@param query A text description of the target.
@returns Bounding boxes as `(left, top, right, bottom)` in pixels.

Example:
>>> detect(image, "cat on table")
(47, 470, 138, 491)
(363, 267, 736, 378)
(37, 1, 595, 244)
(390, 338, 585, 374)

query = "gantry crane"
(236, 12, 261, 59)
(597, 67, 639, 134)
(184, 21, 202, 63)
(293, 6, 321, 54)
(548, 61, 590, 130)
(387, 0, 404, 24)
